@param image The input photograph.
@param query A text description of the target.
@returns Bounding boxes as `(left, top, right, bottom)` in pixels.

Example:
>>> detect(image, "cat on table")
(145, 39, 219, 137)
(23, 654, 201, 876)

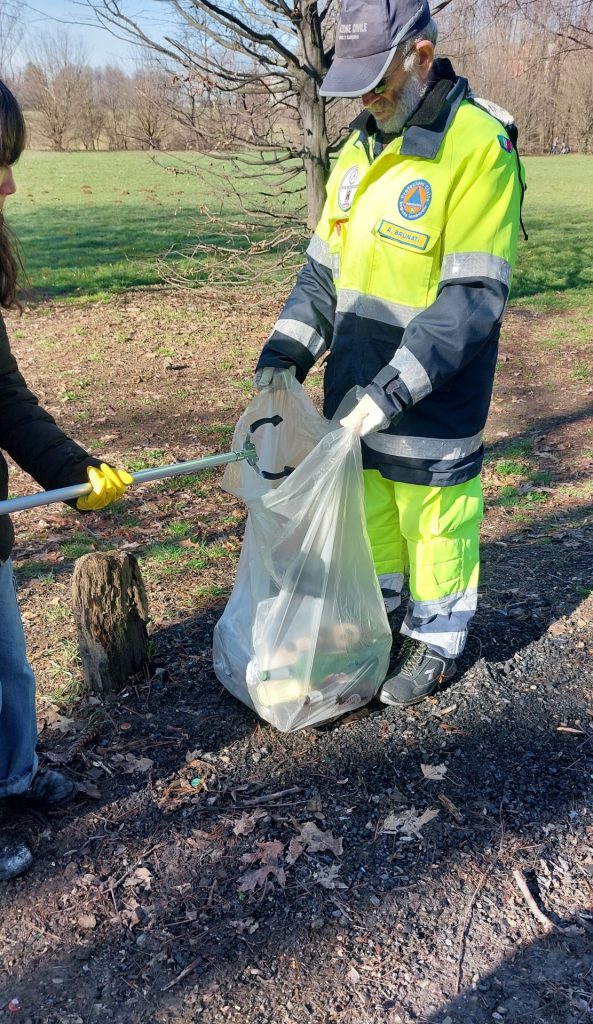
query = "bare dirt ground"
(1, 288, 592, 1024)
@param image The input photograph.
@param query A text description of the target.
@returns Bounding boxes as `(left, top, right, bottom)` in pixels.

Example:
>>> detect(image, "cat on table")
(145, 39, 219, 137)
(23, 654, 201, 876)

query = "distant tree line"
(3, 1, 590, 160)
(0, 1, 591, 223)
(1, 32, 213, 153)
(441, 0, 593, 156)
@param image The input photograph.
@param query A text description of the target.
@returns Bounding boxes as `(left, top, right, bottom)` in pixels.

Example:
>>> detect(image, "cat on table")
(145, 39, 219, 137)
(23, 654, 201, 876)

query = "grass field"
(8, 150, 593, 308)
(9, 150, 299, 299)
(512, 155, 593, 310)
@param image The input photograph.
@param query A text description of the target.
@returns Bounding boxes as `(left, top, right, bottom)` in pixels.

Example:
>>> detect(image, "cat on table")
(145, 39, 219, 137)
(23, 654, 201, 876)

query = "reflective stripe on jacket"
(257, 63, 524, 486)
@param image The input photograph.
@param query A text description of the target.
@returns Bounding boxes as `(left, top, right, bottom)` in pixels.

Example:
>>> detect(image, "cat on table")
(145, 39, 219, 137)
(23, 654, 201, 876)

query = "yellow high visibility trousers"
(363, 470, 484, 658)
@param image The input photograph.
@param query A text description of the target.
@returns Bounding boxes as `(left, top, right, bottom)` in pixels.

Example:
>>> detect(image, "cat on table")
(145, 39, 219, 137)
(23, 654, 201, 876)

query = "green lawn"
(9, 150, 298, 299)
(516, 155, 593, 310)
(7, 150, 593, 312)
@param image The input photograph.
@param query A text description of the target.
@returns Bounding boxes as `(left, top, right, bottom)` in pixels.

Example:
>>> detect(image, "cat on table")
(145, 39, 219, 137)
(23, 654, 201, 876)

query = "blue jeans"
(0, 558, 38, 797)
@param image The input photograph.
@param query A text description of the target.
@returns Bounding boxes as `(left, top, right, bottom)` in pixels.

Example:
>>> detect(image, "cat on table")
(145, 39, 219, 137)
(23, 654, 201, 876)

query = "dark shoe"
(380, 638, 456, 707)
(16, 770, 77, 810)
(0, 836, 33, 880)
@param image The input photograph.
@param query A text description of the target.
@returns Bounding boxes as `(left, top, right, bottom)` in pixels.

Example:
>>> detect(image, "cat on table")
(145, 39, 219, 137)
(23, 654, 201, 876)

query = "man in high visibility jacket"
(254, 0, 524, 707)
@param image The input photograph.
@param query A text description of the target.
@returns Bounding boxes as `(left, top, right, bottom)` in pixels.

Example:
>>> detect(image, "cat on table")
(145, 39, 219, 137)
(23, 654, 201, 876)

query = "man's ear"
(415, 40, 435, 81)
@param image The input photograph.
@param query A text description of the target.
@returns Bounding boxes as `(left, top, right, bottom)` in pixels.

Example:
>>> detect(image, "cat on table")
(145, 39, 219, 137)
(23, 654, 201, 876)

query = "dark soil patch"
(0, 289, 592, 1023)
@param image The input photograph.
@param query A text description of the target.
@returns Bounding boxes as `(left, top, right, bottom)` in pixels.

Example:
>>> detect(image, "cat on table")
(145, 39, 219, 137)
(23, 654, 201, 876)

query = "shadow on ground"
(1, 688, 592, 1022)
(1, 388, 592, 1021)
(1, 488, 592, 1022)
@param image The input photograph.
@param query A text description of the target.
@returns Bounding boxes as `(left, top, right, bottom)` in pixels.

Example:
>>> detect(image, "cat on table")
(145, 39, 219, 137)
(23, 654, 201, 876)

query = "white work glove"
(340, 392, 390, 437)
(253, 366, 296, 391)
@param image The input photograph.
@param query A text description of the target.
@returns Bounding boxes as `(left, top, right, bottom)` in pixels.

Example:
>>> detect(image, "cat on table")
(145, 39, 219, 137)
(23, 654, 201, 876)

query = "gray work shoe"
(380, 638, 456, 707)
(14, 770, 77, 811)
(0, 836, 34, 880)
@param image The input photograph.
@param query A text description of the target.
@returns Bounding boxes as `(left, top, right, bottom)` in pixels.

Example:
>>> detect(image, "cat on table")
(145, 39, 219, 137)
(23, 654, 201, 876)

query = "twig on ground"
(513, 867, 585, 936)
(513, 867, 555, 931)
(198, 798, 309, 812)
(99, 739, 180, 754)
(456, 866, 491, 994)
(233, 787, 304, 806)
(161, 955, 204, 992)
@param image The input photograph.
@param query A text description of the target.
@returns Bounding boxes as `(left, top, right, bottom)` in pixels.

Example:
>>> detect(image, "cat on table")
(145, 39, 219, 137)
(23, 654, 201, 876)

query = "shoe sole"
(379, 666, 457, 708)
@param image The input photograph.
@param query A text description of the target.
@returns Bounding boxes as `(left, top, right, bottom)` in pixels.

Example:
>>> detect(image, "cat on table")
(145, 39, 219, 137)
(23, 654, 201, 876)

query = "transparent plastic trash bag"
(213, 381, 392, 731)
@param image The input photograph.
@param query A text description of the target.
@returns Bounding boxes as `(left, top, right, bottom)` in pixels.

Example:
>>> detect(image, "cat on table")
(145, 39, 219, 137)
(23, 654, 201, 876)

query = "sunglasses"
(369, 52, 408, 95)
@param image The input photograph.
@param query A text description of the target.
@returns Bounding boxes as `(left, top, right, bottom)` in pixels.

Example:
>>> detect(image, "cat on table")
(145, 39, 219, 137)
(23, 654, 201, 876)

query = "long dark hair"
(0, 80, 26, 310)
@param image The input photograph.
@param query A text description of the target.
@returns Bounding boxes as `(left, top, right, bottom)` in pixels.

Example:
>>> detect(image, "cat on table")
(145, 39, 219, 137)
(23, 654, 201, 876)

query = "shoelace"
(398, 638, 428, 673)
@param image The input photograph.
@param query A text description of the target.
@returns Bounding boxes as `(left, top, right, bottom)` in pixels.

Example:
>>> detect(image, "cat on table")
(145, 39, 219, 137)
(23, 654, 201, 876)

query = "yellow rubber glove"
(77, 464, 134, 511)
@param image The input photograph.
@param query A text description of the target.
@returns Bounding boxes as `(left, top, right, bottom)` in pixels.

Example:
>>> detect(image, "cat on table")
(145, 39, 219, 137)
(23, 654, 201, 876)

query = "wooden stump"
(72, 551, 149, 695)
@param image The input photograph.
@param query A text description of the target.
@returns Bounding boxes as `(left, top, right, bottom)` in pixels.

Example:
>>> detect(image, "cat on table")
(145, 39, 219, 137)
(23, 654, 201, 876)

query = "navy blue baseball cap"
(320, 0, 431, 98)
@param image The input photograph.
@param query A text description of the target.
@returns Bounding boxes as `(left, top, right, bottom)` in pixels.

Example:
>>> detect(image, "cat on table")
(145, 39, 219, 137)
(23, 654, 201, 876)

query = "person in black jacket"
(0, 80, 133, 881)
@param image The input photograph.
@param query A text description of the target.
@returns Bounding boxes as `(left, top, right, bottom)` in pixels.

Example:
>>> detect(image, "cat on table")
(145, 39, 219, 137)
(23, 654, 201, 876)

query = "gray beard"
(373, 71, 429, 135)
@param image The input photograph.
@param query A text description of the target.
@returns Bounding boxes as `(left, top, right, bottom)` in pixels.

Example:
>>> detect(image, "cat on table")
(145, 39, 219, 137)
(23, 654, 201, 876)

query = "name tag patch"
(375, 219, 430, 251)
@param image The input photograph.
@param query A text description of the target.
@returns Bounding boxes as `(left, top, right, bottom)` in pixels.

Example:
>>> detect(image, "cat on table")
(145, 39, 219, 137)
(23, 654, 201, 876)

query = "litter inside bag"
(213, 381, 392, 731)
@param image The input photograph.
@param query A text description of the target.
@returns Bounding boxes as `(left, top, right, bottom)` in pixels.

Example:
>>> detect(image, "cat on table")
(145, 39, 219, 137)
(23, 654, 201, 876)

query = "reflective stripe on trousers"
(364, 471, 484, 659)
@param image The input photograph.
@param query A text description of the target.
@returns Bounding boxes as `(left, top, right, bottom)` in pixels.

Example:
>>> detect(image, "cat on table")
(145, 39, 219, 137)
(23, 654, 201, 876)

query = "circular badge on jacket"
(338, 166, 360, 211)
(398, 179, 432, 220)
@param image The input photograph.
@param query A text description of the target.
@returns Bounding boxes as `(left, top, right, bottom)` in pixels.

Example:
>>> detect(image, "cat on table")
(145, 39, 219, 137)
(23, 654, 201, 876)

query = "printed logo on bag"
(376, 219, 430, 250)
(498, 134, 514, 153)
(338, 166, 361, 211)
(398, 179, 432, 220)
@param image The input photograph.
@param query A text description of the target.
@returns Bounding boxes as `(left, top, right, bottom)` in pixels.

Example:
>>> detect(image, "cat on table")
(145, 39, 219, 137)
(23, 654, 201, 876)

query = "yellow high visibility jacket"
(257, 61, 525, 486)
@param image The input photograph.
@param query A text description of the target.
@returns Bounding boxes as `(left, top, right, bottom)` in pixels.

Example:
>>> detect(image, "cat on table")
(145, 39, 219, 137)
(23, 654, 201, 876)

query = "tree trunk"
(298, 1, 330, 230)
(72, 551, 149, 695)
(300, 73, 330, 230)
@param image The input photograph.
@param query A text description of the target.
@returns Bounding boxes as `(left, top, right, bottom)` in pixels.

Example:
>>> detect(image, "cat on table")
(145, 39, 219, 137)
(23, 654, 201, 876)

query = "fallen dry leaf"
(432, 703, 458, 718)
(123, 753, 154, 774)
(124, 867, 152, 891)
(39, 704, 75, 735)
(236, 868, 284, 892)
(241, 840, 284, 867)
(232, 809, 268, 836)
(382, 807, 440, 838)
(78, 914, 97, 930)
(421, 763, 448, 781)
(238, 840, 286, 893)
(286, 821, 343, 865)
(316, 864, 347, 890)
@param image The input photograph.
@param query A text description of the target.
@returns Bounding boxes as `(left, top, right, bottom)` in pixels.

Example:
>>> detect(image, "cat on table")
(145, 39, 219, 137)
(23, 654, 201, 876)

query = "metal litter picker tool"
(0, 436, 259, 516)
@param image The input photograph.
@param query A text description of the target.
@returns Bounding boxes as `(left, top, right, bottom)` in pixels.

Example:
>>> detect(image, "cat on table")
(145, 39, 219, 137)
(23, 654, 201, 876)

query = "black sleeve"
(367, 278, 508, 420)
(0, 316, 100, 492)
(256, 243, 336, 383)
